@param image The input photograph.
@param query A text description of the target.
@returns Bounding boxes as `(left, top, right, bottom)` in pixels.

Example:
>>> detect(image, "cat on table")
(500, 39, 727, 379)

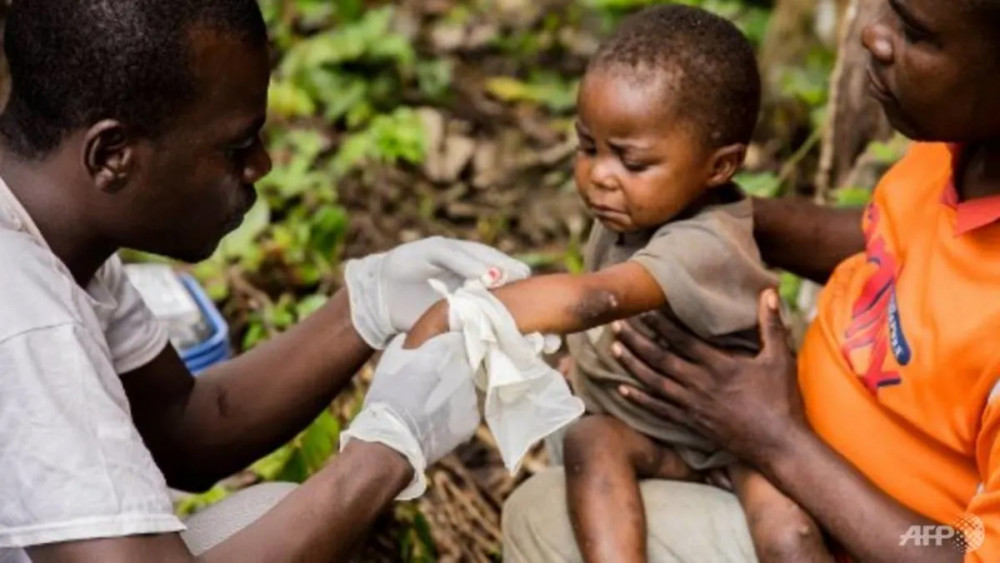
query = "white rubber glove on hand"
(345, 236, 531, 349)
(340, 333, 479, 500)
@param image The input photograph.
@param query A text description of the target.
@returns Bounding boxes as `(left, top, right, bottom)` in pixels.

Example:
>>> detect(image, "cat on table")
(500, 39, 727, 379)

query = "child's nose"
(589, 159, 618, 191)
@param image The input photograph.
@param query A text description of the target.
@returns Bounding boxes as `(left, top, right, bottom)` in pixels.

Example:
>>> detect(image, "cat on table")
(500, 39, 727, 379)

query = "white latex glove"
(430, 279, 584, 473)
(345, 236, 531, 349)
(340, 333, 479, 500)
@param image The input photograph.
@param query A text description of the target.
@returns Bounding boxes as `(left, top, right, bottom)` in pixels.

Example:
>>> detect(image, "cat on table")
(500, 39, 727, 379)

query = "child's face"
(574, 69, 714, 233)
(862, 0, 1000, 142)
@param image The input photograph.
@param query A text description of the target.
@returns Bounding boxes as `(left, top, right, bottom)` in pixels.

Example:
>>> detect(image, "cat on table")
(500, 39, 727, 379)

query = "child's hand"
(402, 300, 450, 349)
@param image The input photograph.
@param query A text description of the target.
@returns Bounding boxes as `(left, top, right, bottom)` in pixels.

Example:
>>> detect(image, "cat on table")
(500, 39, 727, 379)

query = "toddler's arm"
(403, 262, 665, 348)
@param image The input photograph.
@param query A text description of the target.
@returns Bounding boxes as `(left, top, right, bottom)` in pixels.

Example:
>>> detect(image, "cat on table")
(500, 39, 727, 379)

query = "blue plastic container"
(176, 273, 232, 374)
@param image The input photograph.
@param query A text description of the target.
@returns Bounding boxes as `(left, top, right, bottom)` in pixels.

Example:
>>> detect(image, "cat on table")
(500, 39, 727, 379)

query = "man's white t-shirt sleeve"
(101, 255, 170, 374)
(0, 323, 184, 548)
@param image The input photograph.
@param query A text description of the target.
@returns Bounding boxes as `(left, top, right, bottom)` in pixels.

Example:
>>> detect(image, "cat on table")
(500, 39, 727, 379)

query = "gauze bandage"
(429, 279, 585, 473)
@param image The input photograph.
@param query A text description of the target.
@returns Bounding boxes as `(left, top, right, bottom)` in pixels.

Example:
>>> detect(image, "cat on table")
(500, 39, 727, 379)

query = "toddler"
(406, 5, 831, 562)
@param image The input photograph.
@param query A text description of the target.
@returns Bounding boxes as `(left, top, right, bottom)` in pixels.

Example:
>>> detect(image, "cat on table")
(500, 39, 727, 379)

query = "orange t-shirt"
(800, 143, 1000, 561)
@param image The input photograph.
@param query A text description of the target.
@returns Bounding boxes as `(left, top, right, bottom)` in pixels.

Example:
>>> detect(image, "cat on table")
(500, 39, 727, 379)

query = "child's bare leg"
(563, 415, 695, 563)
(730, 464, 834, 563)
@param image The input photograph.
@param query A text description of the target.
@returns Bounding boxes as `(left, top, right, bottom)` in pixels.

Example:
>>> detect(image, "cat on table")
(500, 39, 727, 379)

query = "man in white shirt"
(0, 1, 529, 561)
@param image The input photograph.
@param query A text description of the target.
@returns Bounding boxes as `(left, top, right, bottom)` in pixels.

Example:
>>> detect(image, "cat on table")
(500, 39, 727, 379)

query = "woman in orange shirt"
(503, 0, 1000, 561)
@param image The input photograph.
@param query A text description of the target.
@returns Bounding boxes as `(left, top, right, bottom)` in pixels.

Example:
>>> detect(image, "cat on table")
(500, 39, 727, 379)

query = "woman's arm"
(752, 196, 865, 283)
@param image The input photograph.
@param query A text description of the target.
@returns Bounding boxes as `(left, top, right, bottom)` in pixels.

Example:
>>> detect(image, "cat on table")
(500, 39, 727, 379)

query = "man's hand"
(612, 290, 806, 465)
(345, 236, 531, 349)
(340, 332, 479, 499)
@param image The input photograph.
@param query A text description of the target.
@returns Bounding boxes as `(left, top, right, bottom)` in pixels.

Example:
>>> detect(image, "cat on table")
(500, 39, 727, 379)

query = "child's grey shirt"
(567, 191, 777, 470)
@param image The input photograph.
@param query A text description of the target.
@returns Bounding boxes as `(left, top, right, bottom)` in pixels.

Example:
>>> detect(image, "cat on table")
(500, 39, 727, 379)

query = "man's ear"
(705, 143, 747, 188)
(83, 120, 135, 194)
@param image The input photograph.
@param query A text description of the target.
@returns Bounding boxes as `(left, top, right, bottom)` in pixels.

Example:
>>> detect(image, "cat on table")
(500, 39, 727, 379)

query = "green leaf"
(485, 74, 578, 113)
(779, 272, 803, 311)
(295, 260, 324, 286)
(174, 484, 230, 517)
(735, 171, 782, 198)
(268, 79, 316, 118)
(295, 294, 329, 319)
(250, 444, 296, 481)
(833, 187, 872, 207)
(416, 59, 453, 101)
(412, 512, 437, 557)
(299, 410, 340, 473)
(309, 205, 348, 257)
(218, 198, 271, 260)
(331, 108, 426, 176)
(242, 321, 269, 350)
(276, 450, 311, 483)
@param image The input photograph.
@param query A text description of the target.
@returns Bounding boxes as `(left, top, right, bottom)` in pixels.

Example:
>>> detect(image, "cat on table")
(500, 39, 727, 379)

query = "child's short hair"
(590, 4, 761, 148)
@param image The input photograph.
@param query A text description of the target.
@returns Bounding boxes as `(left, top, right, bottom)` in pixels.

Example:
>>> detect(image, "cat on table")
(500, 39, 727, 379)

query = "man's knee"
(502, 469, 560, 541)
(502, 469, 580, 562)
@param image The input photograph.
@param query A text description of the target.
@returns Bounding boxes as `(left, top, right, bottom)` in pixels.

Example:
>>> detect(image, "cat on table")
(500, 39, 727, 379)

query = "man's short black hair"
(0, 0, 268, 159)
(590, 4, 761, 148)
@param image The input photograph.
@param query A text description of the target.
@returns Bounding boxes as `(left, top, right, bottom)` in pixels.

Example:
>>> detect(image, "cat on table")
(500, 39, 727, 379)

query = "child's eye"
(621, 159, 649, 173)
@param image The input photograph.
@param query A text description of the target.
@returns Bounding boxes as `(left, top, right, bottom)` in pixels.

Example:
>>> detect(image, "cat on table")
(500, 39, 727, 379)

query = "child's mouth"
(588, 206, 631, 231)
(589, 204, 625, 219)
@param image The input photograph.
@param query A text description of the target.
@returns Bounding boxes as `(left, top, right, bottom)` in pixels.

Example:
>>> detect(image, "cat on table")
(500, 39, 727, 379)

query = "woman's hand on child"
(610, 289, 807, 468)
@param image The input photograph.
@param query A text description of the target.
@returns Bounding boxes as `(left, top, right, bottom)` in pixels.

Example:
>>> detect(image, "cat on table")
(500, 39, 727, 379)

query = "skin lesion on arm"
(403, 261, 666, 349)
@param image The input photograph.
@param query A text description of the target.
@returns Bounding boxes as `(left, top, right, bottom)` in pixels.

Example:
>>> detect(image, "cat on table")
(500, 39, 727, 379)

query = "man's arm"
(614, 295, 961, 563)
(752, 196, 865, 283)
(403, 262, 666, 349)
(126, 236, 530, 491)
(124, 289, 373, 491)
(32, 329, 481, 563)
(28, 441, 411, 563)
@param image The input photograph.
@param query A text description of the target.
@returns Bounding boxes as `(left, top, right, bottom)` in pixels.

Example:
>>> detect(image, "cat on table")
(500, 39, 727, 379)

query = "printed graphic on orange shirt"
(841, 204, 911, 394)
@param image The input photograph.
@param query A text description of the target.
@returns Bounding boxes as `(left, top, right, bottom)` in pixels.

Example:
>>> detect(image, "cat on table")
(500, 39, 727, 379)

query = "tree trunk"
(0, 1, 8, 111)
(755, 0, 822, 166)
(814, 0, 893, 198)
